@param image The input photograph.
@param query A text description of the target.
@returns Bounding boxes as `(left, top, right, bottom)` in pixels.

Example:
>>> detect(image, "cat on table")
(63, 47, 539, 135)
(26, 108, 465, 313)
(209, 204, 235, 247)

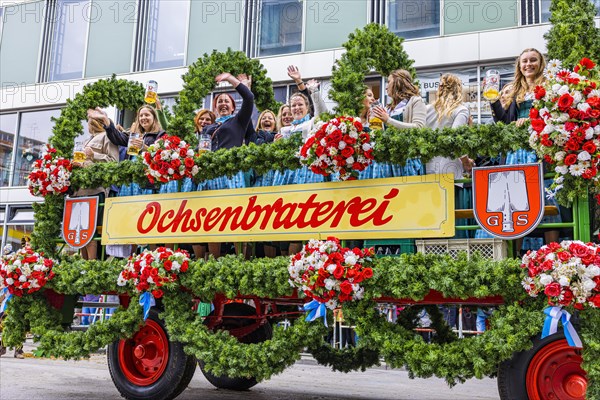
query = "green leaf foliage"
(330, 24, 417, 115)
(544, 0, 600, 67)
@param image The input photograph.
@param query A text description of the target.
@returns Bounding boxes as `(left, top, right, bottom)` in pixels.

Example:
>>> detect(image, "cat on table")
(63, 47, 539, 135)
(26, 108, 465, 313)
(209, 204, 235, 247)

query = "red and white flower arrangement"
(142, 134, 199, 184)
(528, 57, 600, 204)
(117, 247, 191, 299)
(0, 247, 55, 297)
(288, 237, 375, 310)
(299, 116, 375, 181)
(521, 240, 600, 309)
(27, 145, 72, 197)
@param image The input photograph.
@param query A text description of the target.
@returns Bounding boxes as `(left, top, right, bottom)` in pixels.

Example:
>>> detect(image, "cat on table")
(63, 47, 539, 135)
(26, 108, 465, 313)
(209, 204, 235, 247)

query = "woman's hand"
(215, 72, 240, 87)
(287, 65, 302, 83)
(274, 133, 284, 141)
(87, 107, 110, 126)
(72, 161, 83, 168)
(84, 147, 94, 160)
(515, 118, 529, 127)
(130, 137, 144, 150)
(237, 74, 252, 89)
(371, 105, 390, 123)
(460, 156, 475, 173)
(155, 97, 162, 111)
(306, 79, 320, 93)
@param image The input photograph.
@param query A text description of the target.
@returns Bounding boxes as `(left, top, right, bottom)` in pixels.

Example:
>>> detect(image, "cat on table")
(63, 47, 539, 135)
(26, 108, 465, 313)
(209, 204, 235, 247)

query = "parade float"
(1, 24, 599, 400)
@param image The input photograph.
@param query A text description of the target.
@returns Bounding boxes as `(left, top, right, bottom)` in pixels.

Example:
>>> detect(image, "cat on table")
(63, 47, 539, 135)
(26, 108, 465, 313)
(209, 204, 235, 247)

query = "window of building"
(48, 0, 90, 81)
(304, 0, 368, 51)
(0, 114, 18, 188)
(388, 0, 440, 39)
(144, 0, 190, 70)
(12, 109, 61, 187)
(258, 0, 303, 56)
(443, 0, 518, 35)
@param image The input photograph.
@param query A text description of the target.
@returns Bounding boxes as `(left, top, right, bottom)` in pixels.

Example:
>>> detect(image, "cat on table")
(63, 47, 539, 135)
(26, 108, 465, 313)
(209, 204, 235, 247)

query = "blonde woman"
(371, 69, 426, 177)
(73, 112, 120, 260)
(276, 104, 293, 133)
(425, 73, 473, 179)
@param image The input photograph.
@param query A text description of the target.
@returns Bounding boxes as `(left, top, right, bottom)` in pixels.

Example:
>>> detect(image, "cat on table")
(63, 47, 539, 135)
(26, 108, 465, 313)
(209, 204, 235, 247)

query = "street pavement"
(0, 346, 500, 400)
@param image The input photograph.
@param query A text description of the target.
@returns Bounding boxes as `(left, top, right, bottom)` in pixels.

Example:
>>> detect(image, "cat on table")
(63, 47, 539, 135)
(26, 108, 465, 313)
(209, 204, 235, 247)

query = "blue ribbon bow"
(542, 306, 582, 348)
(139, 292, 156, 321)
(303, 299, 328, 327)
(0, 287, 11, 314)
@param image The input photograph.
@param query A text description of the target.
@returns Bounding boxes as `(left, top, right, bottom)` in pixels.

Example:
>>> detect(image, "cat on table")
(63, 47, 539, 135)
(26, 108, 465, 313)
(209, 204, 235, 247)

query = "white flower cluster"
(522, 240, 600, 308)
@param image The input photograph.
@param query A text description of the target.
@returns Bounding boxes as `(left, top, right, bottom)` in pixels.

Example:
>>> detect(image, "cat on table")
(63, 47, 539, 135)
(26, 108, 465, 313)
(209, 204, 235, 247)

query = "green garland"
(329, 23, 417, 116)
(169, 49, 281, 145)
(4, 252, 599, 394)
(32, 76, 144, 255)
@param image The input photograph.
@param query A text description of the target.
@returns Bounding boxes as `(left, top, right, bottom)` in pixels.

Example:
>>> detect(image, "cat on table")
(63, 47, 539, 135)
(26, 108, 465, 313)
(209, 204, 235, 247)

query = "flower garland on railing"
(27, 145, 72, 197)
(142, 134, 199, 184)
(0, 247, 55, 297)
(522, 240, 600, 348)
(118, 247, 191, 319)
(529, 57, 600, 205)
(299, 117, 374, 180)
(288, 238, 374, 324)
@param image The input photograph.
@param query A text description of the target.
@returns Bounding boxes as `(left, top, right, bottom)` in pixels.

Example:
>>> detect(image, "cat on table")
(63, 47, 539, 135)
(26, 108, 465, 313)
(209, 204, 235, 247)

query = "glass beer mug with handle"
(483, 70, 500, 101)
(73, 141, 86, 163)
(197, 133, 212, 155)
(127, 132, 142, 156)
(369, 100, 384, 130)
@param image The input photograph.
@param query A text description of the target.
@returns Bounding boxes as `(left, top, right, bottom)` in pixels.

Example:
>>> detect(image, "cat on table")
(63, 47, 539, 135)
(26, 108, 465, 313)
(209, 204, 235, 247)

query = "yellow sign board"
(101, 175, 455, 244)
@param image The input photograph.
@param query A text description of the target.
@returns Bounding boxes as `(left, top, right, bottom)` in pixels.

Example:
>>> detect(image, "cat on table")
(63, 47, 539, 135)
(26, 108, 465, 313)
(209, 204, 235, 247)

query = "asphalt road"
(0, 350, 500, 400)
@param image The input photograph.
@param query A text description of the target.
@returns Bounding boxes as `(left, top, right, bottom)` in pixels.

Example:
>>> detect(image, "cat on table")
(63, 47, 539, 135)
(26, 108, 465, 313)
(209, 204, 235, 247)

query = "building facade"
(1, 0, 599, 249)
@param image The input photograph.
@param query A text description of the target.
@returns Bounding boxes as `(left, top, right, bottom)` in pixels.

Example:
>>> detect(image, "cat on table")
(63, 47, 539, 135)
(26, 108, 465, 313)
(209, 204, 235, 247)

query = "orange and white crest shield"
(472, 163, 545, 239)
(62, 196, 98, 248)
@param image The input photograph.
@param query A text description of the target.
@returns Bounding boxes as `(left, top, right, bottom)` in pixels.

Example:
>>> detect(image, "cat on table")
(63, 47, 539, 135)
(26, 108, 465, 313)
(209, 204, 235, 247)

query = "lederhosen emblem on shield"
(472, 163, 545, 239)
(62, 196, 99, 248)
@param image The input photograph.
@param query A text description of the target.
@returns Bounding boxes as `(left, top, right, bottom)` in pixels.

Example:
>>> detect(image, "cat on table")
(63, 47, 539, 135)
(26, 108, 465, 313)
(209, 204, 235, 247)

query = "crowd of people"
(74, 49, 563, 268)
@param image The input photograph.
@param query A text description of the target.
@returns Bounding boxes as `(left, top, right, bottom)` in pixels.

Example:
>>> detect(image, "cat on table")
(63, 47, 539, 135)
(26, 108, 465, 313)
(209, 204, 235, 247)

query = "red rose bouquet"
(0, 247, 55, 297)
(288, 237, 375, 310)
(142, 134, 199, 184)
(27, 145, 72, 197)
(528, 57, 600, 205)
(299, 116, 375, 181)
(521, 240, 600, 309)
(117, 247, 191, 299)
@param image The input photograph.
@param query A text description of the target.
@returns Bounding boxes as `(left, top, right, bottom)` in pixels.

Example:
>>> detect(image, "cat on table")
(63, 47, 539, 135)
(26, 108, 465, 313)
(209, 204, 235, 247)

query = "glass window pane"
(49, 0, 89, 81)
(145, 0, 189, 70)
(4, 224, 34, 252)
(259, 0, 303, 56)
(187, 0, 242, 63)
(443, 1, 518, 35)
(0, 1, 44, 87)
(541, 0, 551, 22)
(305, 1, 367, 51)
(12, 109, 61, 187)
(388, 0, 440, 39)
(0, 114, 17, 188)
(84, 0, 135, 77)
(8, 207, 35, 223)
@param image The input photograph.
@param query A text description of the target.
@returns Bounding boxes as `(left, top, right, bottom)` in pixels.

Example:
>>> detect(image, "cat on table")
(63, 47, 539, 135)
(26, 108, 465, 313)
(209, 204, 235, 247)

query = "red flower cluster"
(521, 241, 600, 309)
(143, 135, 198, 184)
(27, 145, 72, 197)
(288, 237, 375, 309)
(299, 116, 375, 181)
(529, 57, 600, 202)
(117, 247, 191, 298)
(1, 247, 55, 297)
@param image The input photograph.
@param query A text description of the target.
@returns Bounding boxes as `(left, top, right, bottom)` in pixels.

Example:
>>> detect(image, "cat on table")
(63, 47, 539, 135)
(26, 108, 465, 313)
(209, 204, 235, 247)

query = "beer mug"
(73, 141, 86, 163)
(144, 80, 158, 104)
(197, 133, 212, 155)
(369, 100, 384, 130)
(483, 70, 500, 101)
(127, 132, 142, 156)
